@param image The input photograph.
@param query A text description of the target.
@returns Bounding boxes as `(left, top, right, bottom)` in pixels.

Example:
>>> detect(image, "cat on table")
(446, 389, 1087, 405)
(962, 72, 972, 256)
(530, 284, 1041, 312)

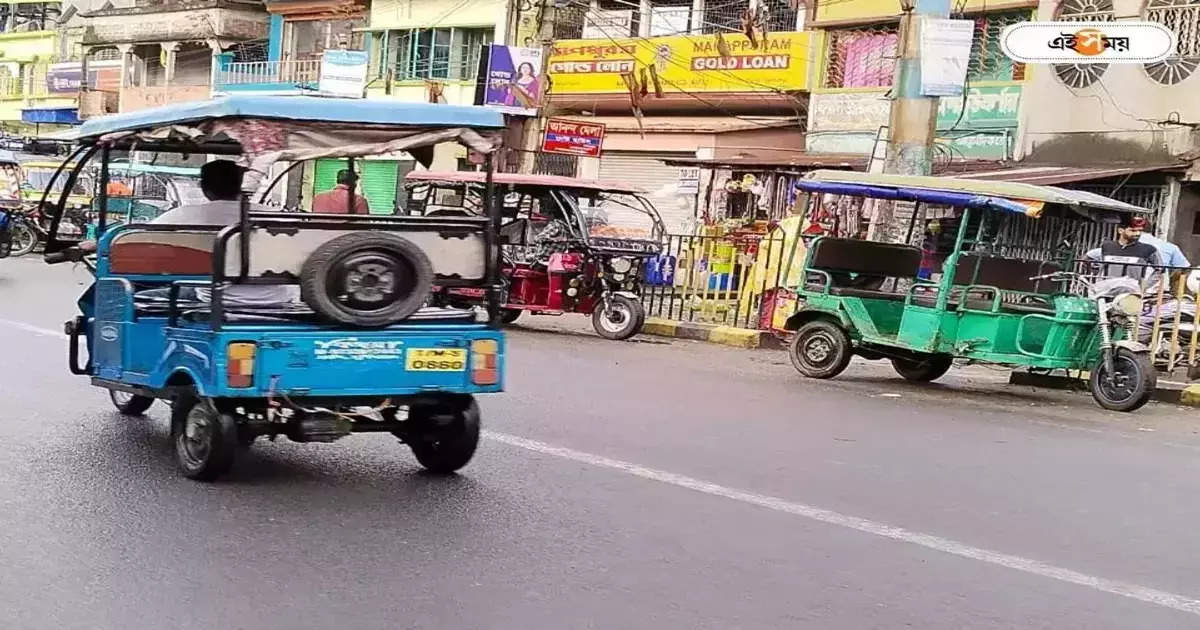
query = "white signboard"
(678, 166, 701, 194)
(583, 9, 634, 39)
(650, 7, 691, 36)
(319, 49, 369, 98)
(919, 18, 975, 97)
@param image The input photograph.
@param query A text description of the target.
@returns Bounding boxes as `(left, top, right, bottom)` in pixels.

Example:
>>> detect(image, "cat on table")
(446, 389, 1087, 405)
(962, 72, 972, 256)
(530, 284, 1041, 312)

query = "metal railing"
(640, 230, 802, 330)
(215, 59, 322, 87)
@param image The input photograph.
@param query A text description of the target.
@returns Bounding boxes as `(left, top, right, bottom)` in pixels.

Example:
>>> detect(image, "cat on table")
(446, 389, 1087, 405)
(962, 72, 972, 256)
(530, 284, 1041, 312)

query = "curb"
(641, 317, 785, 350)
(1009, 370, 1200, 407)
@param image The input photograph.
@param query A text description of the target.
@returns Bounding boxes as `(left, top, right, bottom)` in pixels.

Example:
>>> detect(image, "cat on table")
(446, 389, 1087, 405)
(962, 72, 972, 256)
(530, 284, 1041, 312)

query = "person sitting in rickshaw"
(85, 160, 297, 307)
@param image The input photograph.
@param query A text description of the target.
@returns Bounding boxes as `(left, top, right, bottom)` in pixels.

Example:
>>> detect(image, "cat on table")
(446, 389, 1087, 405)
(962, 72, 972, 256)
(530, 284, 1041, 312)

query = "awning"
(661, 154, 868, 172)
(938, 162, 1187, 185)
(21, 107, 80, 125)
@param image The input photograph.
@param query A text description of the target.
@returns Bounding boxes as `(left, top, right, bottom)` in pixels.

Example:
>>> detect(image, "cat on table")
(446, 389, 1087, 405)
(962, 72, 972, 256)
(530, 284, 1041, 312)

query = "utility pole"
(516, 0, 556, 174)
(878, 0, 950, 242)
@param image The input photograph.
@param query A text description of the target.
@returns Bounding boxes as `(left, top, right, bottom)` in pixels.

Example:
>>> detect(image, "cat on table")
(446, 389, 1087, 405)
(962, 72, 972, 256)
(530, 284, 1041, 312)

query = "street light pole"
(878, 0, 951, 242)
(517, 0, 556, 175)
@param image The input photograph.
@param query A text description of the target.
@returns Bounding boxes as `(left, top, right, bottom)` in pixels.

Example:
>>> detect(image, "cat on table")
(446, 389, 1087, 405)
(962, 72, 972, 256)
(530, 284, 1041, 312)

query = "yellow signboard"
(548, 32, 812, 95)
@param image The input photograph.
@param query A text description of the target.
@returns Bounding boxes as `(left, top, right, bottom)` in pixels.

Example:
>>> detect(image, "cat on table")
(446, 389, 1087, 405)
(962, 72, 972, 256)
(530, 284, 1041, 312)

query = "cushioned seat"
(803, 238, 922, 301)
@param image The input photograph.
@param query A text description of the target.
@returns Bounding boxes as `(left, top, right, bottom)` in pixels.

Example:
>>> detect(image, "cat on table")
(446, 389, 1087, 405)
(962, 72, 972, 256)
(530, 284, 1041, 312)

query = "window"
(824, 25, 899, 88)
(389, 27, 493, 81)
(1143, 0, 1200, 84)
(966, 10, 1029, 82)
(762, 0, 800, 32)
(1054, 0, 1112, 88)
(283, 20, 365, 61)
(0, 2, 61, 32)
(703, 0, 749, 34)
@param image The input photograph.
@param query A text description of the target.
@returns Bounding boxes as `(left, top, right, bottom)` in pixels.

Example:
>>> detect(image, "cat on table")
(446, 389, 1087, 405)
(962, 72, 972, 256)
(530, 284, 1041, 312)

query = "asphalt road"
(5, 256, 1200, 629)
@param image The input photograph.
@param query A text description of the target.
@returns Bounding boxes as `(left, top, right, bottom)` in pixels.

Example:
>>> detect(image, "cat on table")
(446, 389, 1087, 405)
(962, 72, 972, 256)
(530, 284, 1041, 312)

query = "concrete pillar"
(116, 43, 134, 88)
(690, 0, 705, 34)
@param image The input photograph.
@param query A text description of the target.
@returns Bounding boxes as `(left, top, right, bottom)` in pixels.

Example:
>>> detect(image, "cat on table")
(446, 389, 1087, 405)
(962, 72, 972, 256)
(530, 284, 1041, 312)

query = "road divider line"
(0, 318, 67, 340)
(485, 430, 1200, 618)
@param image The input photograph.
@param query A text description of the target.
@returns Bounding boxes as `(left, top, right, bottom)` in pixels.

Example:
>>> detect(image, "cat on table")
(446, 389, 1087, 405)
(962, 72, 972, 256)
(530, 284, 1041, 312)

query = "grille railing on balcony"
(216, 59, 323, 87)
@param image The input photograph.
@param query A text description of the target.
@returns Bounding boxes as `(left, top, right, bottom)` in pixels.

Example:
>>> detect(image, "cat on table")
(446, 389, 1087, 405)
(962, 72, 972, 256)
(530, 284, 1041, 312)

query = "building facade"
(76, 0, 269, 117)
(544, 0, 812, 233)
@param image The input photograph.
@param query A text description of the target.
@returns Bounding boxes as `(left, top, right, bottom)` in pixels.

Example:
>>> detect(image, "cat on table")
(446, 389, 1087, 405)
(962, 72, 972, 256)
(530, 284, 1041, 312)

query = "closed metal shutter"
(599, 151, 697, 235)
(313, 158, 401, 214)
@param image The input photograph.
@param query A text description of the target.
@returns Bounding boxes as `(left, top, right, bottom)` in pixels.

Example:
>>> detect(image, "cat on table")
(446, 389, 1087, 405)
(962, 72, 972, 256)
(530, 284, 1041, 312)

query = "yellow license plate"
(405, 348, 468, 371)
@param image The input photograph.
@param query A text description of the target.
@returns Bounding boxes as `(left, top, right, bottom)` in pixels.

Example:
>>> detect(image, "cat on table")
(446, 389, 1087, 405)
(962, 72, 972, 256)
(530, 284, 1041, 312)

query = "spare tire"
(300, 232, 434, 327)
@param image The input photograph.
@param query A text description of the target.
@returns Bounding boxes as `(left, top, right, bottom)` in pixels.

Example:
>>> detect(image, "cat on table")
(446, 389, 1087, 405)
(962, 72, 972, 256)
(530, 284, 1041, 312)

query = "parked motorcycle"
(5, 206, 86, 257)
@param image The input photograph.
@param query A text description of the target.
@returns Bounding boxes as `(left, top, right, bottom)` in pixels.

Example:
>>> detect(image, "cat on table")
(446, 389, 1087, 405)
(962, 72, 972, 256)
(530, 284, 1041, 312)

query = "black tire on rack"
(300, 232, 434, 327)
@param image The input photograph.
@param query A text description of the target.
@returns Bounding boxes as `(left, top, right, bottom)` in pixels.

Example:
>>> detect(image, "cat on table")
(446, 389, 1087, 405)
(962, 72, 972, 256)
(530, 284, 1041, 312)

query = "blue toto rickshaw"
(41, 95, 508, 480)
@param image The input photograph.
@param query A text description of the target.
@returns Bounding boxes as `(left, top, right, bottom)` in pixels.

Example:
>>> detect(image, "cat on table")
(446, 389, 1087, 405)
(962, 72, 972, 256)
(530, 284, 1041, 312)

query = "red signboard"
(541, 118, 606, 158)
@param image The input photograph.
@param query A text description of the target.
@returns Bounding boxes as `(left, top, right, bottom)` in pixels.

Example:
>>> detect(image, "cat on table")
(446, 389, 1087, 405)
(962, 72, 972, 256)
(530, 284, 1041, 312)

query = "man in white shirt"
(150, 159, 296, 307)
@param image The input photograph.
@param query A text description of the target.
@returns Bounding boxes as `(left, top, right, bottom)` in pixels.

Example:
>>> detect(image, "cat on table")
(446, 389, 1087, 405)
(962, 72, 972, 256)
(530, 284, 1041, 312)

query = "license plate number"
(405, 348, 468, 371)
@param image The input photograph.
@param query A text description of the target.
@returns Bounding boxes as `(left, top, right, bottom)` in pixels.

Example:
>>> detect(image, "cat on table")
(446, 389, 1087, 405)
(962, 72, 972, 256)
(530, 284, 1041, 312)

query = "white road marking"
(485, 430, 1200, 618)
(2, 315, 1199, 615)
(0, 318, 67, 339)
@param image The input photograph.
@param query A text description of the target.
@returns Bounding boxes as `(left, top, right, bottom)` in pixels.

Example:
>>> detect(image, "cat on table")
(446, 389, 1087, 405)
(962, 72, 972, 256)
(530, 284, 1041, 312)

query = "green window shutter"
(311, 159, 398, 214)
(360, 160, 399, 214)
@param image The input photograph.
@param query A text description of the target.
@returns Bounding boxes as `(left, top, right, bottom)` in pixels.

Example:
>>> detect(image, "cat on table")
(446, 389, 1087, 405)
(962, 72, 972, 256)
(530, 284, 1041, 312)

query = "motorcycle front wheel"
(1089, 348, 1156, 412)
(9, 219, 37, 257)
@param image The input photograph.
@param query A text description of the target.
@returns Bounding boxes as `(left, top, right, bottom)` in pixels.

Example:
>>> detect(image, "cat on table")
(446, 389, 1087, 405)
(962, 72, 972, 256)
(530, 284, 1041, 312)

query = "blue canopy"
(795, 180, 1040, 216)
(77, 95, 507, 139)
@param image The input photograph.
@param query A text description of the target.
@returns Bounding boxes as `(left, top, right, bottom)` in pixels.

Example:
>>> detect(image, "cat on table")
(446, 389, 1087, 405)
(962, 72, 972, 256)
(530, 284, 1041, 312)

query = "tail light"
(471, 338, 499, 385)
(226, 342, 257, 388)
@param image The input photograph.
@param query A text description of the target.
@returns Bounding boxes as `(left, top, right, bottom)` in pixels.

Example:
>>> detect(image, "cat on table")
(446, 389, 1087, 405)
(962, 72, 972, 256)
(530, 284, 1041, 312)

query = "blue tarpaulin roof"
(794, 180, 1037, 215)
(77, 95, 507, 139)
(795, 169, 1148, 216)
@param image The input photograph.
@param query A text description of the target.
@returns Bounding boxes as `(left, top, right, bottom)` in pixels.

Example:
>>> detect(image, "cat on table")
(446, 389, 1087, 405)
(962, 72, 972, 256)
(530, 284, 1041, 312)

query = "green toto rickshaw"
(785, 170, 1156, 412)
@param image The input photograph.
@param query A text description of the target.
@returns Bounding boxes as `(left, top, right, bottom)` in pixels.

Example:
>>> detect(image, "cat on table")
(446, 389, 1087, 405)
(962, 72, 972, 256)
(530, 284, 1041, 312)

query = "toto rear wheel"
(110, 389, 155, 415)
(891, 355, 954, 382)
(788, 320, 852, 379)
(300, 232, 433, 327)
(404, 395, 481, 474)
(171, 395, 238, 481)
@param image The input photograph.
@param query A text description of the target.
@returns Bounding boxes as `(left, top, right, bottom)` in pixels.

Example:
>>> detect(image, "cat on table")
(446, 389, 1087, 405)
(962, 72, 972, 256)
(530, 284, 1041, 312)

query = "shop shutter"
(598, 151, 696, 235)
(312, 158, 400, 214)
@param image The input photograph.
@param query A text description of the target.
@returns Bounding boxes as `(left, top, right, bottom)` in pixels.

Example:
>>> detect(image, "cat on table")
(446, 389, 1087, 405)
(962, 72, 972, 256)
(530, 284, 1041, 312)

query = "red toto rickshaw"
(405, 172, 665, 340)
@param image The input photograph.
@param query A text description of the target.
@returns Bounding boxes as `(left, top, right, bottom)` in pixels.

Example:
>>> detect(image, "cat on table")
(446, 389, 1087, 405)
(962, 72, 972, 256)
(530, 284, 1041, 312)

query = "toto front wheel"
(300, 232, 434, 327)
(592, 294, 645, 340)
(1090, 348, 1156, 412)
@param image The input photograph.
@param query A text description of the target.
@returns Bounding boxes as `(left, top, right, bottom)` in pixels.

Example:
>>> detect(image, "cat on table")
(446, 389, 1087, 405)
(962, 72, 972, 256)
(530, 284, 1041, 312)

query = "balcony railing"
(214, 59, 322, 91)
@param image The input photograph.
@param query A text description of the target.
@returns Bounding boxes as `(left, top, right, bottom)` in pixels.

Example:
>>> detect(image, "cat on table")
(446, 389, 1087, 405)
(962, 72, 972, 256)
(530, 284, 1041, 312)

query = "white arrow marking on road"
(486, 430, 1200, 618)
